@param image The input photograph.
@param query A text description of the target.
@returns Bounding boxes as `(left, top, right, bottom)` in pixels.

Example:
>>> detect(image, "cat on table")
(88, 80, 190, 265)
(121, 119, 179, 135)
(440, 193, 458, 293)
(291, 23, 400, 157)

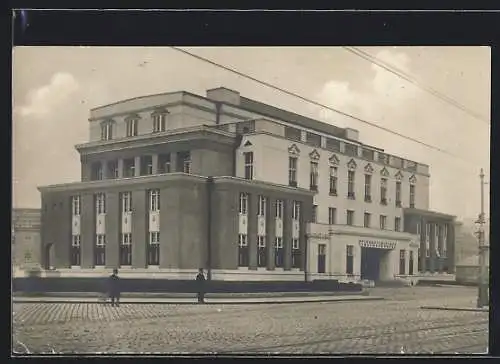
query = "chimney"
(206, 87, 241, 105)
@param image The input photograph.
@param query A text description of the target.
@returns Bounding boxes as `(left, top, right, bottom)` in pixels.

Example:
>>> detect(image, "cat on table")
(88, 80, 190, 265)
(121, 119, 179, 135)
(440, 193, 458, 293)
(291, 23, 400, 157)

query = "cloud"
(17, 72, 80, 118)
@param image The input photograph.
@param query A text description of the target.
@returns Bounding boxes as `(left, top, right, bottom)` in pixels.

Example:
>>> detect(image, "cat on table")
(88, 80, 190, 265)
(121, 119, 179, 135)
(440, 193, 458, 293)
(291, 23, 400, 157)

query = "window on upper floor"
(95, 193, 106, 214)
(152, 112, 167, 133)
(292, 201, 300, 221)
(346, 210, 355, 226)
(288, 156, 298, 187)
(364, 212, 371, 228)
(158, 153, 171, 174)
(141, 155, 153, 176)
(395, 217, 401, 232)
(364, 174, 372, 202)
(120, 192, 132, 213)
(312, 205, 318, 223)
(285, 126, 302, 142)
(326, 138, 341, 152)
(380, 215, 387, 230)
(148, 190, 160, 212)
(100, 121, 113, 141)
(107, 160, 119, 179)
(275, 199, 284, 219)
(258, 196, 266, 216)
(239, 193, 248, 215)
(380, 178, 388, 205)
(396, 181, 402, 207)
(306, 132, 321, 148)
(329, 166, 338, 195)
(362, 148, 375, 161)
(177, 151, 191, 174)
(72, 196, 81, 216)
(328, 207, 336, 225)
(123, 158, 135, 178)
(310, 161, 319, 191)
(126, 118, 138, 137)
(344, 143, 358, 157)
(91, 162, 103, 181)
(244, 152, 254, 180)
(347, 171, 356, 199)
(410, 184, 416, 208)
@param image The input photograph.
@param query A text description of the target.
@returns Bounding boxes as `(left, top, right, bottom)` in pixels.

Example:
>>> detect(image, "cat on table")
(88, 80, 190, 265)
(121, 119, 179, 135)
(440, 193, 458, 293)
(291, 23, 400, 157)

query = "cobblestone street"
(12, 286, 488, 354)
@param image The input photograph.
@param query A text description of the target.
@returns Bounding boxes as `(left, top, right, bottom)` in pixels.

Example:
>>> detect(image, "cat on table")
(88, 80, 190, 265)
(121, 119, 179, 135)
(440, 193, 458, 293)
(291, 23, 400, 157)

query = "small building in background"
(454, 220, 489, 284)
(12, 208, 42, 270)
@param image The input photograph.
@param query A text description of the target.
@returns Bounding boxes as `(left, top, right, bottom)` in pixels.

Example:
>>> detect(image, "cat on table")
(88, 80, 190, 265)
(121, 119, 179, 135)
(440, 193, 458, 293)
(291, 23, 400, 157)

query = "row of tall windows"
(287, 156, 416, 207)
(69, 190, 162, 267)
(238, 194, 301, 269)
(100, 112, 168, 141)
(90, 152, 191, 181)
(326, 207, 402, 231)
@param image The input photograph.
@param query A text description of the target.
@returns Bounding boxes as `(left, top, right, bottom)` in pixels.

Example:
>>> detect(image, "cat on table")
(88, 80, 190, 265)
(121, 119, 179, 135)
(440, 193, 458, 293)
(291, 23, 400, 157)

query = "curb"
(13, 296, 384, 305)
(420, 306, 489, 313)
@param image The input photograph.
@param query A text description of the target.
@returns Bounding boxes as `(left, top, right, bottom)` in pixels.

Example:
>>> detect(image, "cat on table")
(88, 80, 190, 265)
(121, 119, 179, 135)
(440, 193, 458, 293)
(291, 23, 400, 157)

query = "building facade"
(12, 208, 42, 269)
(38, 87, 453, 282)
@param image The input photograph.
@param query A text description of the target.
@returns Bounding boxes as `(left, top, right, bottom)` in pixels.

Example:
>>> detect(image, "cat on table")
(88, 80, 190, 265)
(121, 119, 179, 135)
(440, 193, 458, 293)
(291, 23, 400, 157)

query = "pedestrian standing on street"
(196, 268, 206, 304)
(108, 268, 121, 307)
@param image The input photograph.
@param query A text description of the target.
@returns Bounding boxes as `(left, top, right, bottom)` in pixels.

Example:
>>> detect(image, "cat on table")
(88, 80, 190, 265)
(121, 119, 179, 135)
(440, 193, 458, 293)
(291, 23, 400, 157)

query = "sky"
(12, 46, 490, 221)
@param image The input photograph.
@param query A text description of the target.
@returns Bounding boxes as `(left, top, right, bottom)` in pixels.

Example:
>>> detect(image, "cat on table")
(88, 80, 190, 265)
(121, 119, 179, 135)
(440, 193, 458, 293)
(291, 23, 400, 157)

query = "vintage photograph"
(12, 46, 490, 354)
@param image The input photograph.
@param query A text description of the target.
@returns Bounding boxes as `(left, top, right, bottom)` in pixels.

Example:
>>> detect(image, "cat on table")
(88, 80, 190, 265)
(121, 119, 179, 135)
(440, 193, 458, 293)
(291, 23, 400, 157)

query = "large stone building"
(38, 87, 455, 282)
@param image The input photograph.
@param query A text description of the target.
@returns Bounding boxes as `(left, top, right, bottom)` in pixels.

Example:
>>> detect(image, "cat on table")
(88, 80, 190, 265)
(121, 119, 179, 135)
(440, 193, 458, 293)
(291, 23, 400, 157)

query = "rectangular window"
(312, 205, 318, 223)
(399, 249, 406, 275)
(395, 182, 402, 207)
(238, 234, 249, 267)
(292, 201, 301, 220)
(395, 217, 401, 232)
(310, 161, 319, 191)
(274, 237, 284, 268)
(148, 232, 160, 266)
(140, 155, 153, 176)
(288, 157, 298, 187)
(107, 160, 119, 179)
(72, 196, 81, 216)
(152, 113, 166, 133)
(347, 210, 354, 226)
(425, 223, 431, 257)
(362, 148, 374, 160)
(71, 235, 81, 266)
(409, 184, 416, 208)
(306, 132, 321, 147)
(120, 233, 132, 266)
(292, 238, 301, 269)
(329, 166, 338, 195)
(158, 153, 171, 174)
(364, 174, 372, 202)
(257, 236, 266, 268)
(328, 207, 336, 225)
(418, 248, 422, 272)
(258, 196, 266, 216)
(443, 225, 448, 257)
(244, 152, 254, 180)
(380, 215, 387, 230)
(364, 212, 371, 228)
(285, 126, 302, 142)
(95, 193, 106, 214)
(123, 158, 135, 178)
(95, 234, 106, 266)
(326, 138, 341, 152)
(239, 193, 248, 215)
(126, 118, 138, 137)
(92, 162, 103, 181)
(416, 222, 421, 235)
(317, 244, 326, 273)
(380, 178, 388, 205)
(409, 251, 414, 275)
(344, 143, 358, 157)
(346, 245, 354, 275)
(347, 170, 355, 199)
(149, 190, 160, 212)
(275, 199, 283, 219)
(100, 122, 113, 141)
(120, 192, 132, 213)
(178, 151, 191, 174)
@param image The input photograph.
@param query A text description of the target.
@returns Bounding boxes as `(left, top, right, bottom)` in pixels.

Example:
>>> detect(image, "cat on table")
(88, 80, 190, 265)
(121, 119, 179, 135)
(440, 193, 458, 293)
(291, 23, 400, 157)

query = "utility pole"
(477, 168, 488, 308)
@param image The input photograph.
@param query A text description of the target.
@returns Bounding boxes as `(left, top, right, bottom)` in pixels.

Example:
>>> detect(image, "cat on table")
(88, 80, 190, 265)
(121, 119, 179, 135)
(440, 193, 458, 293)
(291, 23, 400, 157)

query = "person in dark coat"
(195, 268, 206, 304)
(108, 268, 121, 307)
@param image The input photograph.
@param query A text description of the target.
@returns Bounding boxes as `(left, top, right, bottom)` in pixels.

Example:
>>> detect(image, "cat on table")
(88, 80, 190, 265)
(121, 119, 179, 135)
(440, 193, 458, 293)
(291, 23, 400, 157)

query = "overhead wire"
(343, 46, 490, 126)
(170, 46, 482, 167)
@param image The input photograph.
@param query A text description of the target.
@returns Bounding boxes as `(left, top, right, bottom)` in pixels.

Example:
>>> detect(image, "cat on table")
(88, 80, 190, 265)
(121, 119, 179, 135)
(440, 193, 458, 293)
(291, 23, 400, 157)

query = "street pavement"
(12, 286, 488, 355)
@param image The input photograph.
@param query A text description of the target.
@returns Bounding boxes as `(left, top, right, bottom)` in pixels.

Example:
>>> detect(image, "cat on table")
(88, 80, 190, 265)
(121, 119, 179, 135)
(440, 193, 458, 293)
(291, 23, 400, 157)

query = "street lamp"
(475, 168, 489, 308)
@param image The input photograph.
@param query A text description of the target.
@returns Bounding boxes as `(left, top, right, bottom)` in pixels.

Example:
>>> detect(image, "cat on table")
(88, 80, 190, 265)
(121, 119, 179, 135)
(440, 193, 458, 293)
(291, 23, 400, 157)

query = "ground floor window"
(418, 248, 422, 271)
(148, 232, 160, 266)
(409, 250, 414, 275)
(292, 238, 301, 268)
(399, 249, 406, 275)
(120, 233, 132, 266)
(95, 234, 106, 266)
(274, 237, 284, 268)
(318, 244, 326, 273)
(257, 236, 266, 267)
(71, 235, 81, 266)
(238, 234, 249, 267)
(346, 245, 354, 275)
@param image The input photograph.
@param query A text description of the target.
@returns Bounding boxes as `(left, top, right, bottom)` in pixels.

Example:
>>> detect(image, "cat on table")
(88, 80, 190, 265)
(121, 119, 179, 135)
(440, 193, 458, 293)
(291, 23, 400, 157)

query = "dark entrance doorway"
(360, 247, 384, 281)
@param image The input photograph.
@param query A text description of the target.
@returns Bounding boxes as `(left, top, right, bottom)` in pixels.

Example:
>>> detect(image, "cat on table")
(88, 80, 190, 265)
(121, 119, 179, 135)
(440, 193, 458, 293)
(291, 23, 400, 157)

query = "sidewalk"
(420, 305, 489, 313)
(13, 294, 383, 305)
